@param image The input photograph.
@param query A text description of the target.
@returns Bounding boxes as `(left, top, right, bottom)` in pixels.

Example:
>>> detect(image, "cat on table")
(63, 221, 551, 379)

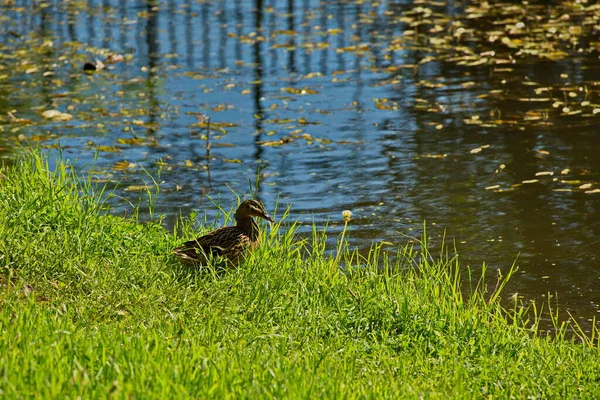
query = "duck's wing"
(174, 226, 250, 263)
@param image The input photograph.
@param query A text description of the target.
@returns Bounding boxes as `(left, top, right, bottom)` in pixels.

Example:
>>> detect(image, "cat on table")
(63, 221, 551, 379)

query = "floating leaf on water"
(112, 161, 137, 171)
(560, 169, 570, 175)
(95, 146, 120, 152)
(259, 137, 293, 146)
(273, 30, 297, 36)
(535, 171, 554, 176)
(117, 137, 144, 145)
(124, 185, 149, 192)
(585, 189, 600, 194)
(105, 53, 125, 64)
(265, 118, 295, 124)
(223, 159, 242, 163)
(281, 87, 319, 95)
(417, 153, 447, 159)
(260, 141, 284, 147)
(184, 160, 194, 167)
(518, 98, 551, 102)
(212, 143, 236, 148)
(579, 183, 592, 190)
(298, 118, 321, 125)
(561, 180, 581, 185)
(485, 185, 501, 190)
(42, 110, 73, 121)
(470, 144, 489, 154)
(522, 179, 539, 184)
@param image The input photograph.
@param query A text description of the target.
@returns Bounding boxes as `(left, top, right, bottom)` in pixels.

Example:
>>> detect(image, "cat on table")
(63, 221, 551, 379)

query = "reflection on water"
(0, 0, 599, 331)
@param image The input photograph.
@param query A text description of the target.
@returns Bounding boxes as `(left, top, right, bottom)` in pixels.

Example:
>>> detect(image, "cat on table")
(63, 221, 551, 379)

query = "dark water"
(1, 0, 599, 331)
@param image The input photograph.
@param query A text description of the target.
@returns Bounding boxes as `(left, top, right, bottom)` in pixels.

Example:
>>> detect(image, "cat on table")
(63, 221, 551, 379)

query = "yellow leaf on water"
(124, 185, 149, 192)
(518, 98, 551, 102)
(265, 118, 295, 124)
(470, 144, 489, 154)
(535, 171, 554, 176)
(274, 30, 297, 35)
(117, 137, 144, 145)
(112, 161, 137, 171)
(95, 146, 120, 152)
(281, 87, 319, 95)
(579, 183, 592, 189)
(522, 179, 539, 184)
(418, 153, 447, 159)
(298, 118, 321, 125)
(223, 159, 242, 163)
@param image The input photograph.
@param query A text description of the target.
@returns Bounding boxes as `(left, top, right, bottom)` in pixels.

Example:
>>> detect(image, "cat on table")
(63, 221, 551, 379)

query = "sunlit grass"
(1, 150, 599, 399)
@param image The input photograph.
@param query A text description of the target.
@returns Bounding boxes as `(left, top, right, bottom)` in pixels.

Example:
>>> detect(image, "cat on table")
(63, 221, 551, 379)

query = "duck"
(174, 199, 274, 267)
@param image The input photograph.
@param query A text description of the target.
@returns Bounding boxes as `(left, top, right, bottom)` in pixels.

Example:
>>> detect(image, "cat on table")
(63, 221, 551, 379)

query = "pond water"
(1, 0, 599, 331)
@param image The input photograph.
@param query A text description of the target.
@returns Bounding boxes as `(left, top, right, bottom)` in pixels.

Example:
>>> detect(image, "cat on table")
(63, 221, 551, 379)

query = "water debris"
(41, 110, 72, 121)
(485, 185, 501, 190)
(124, 185, 150, 192)
(470, 145, 490, 154)
(83, 59, 105, 71)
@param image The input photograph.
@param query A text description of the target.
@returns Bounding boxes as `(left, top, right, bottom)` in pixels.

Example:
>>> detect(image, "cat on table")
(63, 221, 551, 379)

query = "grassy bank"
(1, 151, 599, 399)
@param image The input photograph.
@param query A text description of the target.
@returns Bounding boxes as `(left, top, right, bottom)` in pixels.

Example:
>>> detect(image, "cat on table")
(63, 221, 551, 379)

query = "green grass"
(1, 150, 599, 399)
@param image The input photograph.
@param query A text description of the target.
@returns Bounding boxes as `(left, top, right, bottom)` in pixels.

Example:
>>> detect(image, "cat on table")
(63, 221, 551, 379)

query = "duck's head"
(236, 199, 274, 222)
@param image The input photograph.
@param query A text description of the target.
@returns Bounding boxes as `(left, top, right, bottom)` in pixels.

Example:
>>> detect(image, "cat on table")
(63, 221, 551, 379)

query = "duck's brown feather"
(174, 225, 254, 266)
(174, 199, 272, 267)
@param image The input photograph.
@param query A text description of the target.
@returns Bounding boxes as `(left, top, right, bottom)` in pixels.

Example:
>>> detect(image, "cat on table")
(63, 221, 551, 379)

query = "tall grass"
(1, 150, 599, 398)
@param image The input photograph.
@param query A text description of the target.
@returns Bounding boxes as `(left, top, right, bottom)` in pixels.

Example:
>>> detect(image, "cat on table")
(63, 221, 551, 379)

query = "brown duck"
(174, 199, 274, 267)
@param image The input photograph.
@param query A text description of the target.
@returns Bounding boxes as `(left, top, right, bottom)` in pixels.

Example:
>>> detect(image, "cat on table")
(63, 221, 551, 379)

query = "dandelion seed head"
(342, 210, 352, 220)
